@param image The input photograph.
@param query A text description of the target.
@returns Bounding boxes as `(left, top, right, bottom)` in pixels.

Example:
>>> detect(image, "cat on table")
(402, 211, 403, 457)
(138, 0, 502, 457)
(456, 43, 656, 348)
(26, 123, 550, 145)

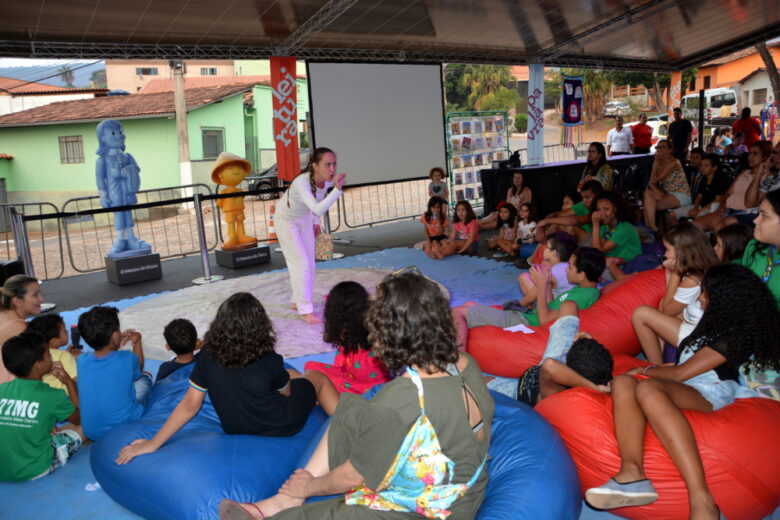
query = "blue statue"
(96, 119, 151, 258)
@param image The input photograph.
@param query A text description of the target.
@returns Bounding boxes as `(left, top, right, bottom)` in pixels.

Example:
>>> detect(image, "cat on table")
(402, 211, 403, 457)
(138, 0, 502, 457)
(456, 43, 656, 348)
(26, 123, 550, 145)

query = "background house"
(0, 79, 309, 208)
(0, 76, 108, 115)
(689, 43, 780, 108)
(738, 68, 775, 115)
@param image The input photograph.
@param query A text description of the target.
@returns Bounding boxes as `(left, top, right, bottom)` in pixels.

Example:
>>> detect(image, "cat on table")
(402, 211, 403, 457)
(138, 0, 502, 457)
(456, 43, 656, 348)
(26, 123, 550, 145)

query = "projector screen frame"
(305, 60, 449, 188)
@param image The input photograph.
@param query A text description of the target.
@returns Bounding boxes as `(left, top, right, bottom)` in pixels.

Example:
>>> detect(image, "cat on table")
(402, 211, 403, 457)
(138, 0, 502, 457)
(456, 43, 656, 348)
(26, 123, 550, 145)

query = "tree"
(59, 65, 75, 88)
(604, 69, 697, 111)
(478, 88, 521, 114)
(756, 42, 780, 109)
(90, 69, 107, 88)
(444, 64, 469, 112)
(550, 68, 612, 123)
(460, 64, 516, 110)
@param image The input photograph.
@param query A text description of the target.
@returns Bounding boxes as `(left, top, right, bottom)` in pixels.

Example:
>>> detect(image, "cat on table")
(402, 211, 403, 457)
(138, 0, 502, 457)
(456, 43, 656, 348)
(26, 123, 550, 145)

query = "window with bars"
(58, 136, 84, 164)
(202, 127, 225, 159)
(135, 67, 159, 76)
(200, 67, 218, 76)
(753, 88, 767, 105)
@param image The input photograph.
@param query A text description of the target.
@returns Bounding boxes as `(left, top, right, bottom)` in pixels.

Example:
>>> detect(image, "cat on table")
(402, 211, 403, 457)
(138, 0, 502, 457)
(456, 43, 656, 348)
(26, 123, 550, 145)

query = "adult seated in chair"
(642, 139, 691, 233)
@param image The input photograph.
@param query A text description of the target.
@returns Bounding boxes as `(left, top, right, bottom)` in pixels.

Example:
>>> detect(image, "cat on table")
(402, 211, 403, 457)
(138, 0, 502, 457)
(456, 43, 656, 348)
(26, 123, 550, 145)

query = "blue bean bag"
(90, 365, 328, 520)
(92, 370, 580, 520)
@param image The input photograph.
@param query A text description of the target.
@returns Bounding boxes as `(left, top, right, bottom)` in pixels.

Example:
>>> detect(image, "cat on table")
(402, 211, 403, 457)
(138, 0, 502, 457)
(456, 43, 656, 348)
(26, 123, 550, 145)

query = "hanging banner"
(527, 63, 544, 166)
(271, 56, 300, 181)
(668, 70, 682, 119)
(560, 75, 584, 147)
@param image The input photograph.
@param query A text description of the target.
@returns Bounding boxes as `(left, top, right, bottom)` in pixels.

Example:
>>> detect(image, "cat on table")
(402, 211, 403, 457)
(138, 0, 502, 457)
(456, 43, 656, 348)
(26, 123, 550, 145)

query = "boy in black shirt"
(155, 319, 200, 383)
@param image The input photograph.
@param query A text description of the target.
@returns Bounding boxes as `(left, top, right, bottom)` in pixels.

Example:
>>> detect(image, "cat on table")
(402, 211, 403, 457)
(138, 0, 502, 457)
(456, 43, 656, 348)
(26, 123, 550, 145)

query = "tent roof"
(1, 0, 779, 71)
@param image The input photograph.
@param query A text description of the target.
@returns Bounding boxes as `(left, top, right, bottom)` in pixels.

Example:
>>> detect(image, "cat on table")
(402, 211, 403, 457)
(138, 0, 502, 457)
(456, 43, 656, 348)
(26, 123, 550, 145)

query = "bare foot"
(301, 313, 322, 325)
(218, 499, 265, 520)
(290, 303, 298, 311)
(254, 493, 304, 517)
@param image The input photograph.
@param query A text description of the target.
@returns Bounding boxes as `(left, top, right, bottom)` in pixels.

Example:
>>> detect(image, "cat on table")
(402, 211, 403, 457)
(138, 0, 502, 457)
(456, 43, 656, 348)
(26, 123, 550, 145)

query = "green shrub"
(515, 113, 528, 133)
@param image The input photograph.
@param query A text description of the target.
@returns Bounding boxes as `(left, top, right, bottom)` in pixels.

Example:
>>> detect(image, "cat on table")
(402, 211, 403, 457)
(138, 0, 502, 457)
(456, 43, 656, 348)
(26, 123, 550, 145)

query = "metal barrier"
(0, 202, 64, 280)
(339, 177, 430, 229)
(60, 184, 218, 274)
(516, 144, 585, 165)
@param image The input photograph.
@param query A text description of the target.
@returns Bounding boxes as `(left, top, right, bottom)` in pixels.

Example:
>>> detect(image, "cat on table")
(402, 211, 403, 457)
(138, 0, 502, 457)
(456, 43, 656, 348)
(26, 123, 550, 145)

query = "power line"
(0, 60, 103, 92)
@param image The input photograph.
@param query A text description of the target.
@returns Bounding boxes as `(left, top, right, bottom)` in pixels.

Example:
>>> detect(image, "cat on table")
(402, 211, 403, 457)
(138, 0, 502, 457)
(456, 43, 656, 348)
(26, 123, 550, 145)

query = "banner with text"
(527, 63, 544, 166)
(271, 56, 300, 181)
(560, 75, 584, 147)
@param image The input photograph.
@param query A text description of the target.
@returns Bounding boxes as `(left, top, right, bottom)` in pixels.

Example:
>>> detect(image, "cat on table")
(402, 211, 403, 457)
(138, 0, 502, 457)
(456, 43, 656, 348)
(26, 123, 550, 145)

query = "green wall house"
(0, 79, 309, 209)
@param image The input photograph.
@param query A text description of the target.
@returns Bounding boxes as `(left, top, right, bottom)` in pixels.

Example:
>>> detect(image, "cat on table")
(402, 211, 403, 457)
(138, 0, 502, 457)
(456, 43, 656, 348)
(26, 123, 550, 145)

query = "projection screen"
(307, 62, 447, 185)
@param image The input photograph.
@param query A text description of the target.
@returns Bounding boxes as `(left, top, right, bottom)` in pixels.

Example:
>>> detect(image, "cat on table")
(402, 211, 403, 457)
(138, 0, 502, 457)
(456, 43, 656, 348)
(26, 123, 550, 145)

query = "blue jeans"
(487, 316, 580, 398)
(134, 374, 152, 407)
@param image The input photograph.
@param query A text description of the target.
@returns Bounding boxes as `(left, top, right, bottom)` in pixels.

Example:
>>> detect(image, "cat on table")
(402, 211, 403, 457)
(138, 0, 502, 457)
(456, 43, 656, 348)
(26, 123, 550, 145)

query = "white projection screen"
(307, 62, 447, 185)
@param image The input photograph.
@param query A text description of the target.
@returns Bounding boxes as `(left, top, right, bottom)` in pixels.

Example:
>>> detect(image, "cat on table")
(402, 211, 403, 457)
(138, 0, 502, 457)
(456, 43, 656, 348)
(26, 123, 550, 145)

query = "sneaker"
(585, 478, 658, 510)
(493, 251, 509, 259)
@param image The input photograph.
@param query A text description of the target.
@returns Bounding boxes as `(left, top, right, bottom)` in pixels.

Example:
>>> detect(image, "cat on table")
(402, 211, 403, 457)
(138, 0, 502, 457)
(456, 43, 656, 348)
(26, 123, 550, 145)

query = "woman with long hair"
(586, 263, 780, 519)
(0, 274, 43, 383)
(276, 148, 347, 324)
(219, 270, 494, 519)
(479, 172, 532, 230)
(739, 188, 780, 306)
(631, 223, 719, 365)
(579, 142, 614, 191)
(642, 139, 691, 232)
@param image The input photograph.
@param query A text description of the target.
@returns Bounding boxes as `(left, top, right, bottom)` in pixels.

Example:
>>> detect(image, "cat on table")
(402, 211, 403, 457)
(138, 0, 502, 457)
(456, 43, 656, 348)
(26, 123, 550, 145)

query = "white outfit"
(276, 174, 342, 314)
(673, 279, 703, 345)
(517, 220, 537, 243)
(606, 127, 633, 154)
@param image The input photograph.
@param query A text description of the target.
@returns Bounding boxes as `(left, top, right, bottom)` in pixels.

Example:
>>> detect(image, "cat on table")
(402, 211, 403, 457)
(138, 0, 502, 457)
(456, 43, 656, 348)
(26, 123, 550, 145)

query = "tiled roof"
(0, 84, 252, 127)
(140, 75, 273, 93)
(702, 42, 779, 67)
(0, 75, 71, 94)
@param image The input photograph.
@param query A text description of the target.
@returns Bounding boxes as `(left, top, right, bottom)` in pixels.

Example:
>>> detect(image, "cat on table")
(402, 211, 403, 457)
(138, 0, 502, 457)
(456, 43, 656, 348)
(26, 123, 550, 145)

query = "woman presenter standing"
(276, 147, 346, 324)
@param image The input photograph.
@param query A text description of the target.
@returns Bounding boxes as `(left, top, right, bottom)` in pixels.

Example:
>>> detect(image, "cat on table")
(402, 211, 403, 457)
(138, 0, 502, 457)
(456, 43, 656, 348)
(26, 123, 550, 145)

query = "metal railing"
(339, 177, 430, 229)
(60, 184, 218, 274)
(515, 144, 585, 165)
(6, 176, 436, 279)
(0, 203, 63, 280)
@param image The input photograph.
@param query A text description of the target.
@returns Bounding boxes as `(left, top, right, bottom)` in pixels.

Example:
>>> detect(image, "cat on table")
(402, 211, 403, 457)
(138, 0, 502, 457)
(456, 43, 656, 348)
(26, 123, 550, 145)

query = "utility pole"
(170, 60, 193, 188)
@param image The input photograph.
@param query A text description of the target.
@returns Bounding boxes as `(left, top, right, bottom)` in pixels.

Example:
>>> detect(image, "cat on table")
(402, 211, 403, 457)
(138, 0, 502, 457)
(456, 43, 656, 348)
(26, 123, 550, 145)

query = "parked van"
(681, 88, 737, 121)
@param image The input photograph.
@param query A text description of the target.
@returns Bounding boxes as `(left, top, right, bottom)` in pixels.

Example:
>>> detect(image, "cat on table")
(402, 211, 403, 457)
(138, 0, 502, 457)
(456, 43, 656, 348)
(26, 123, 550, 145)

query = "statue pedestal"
(215, 245, 270, 269)
(106, 253, 162, 285)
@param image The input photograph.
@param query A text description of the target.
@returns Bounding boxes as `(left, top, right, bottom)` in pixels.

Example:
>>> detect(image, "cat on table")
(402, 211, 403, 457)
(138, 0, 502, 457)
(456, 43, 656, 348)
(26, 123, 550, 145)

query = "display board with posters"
(446, 111, 510, 209)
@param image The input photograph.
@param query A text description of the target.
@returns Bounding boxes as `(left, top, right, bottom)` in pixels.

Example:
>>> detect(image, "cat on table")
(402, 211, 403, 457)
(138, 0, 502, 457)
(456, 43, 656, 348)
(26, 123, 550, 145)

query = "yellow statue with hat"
(211, 152, 258, 250)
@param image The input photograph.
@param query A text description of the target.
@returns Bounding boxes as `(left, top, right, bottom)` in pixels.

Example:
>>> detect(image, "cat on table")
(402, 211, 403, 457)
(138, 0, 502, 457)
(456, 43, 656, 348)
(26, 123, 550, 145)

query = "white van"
(681, 88, 737, 121)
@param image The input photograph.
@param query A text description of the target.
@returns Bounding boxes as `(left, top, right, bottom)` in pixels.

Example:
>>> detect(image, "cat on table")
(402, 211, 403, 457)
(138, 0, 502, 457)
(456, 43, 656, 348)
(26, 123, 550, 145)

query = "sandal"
(219, 499, 265, 520)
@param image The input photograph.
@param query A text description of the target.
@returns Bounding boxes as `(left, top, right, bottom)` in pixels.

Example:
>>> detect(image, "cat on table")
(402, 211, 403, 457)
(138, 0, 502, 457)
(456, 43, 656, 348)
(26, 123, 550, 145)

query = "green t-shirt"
(0, 378, 74, 482)
(600, 221, 641, 262)
(740, 239, 780, 308)
(571, 202, 592, 232)
(524, 286, 601, 326)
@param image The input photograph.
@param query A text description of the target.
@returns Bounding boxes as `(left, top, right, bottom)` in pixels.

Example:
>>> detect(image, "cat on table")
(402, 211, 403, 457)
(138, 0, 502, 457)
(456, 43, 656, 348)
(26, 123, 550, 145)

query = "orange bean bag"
(536, 360, 780, 520)
(467, 269, 666, 378)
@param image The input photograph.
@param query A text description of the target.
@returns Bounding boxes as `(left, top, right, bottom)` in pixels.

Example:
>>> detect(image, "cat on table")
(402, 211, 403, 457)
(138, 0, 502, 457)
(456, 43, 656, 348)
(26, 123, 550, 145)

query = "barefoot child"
(420, 196, 449, 259)
(427, 167, 449, 202)
(486, 203, 518, 258)
(438, 201, 479, 259)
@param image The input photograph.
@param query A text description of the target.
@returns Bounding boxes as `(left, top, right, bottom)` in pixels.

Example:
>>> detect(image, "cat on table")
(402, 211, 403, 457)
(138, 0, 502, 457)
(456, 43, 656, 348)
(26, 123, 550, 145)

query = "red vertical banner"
(270, 56, 300, 181)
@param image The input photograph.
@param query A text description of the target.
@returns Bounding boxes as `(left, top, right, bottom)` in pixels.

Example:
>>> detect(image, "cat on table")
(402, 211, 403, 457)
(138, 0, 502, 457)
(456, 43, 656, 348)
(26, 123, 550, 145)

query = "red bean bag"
(536, 365, 780, 520)
(468, 269, 666, 377)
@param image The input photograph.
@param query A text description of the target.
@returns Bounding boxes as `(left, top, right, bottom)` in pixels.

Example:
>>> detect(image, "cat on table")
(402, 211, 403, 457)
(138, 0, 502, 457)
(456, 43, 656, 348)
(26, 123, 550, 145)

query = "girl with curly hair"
(304, 281, 391, 394)
(116, 293, 339, 464)
(586, 263, 780, 517)
(485, 202, 518, 257)
(220, 271, 494, 519)
(631, 223, 719, 365)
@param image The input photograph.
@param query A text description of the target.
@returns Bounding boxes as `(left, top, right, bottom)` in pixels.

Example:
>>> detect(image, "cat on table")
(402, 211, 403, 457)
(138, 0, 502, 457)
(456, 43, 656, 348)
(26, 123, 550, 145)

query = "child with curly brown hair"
(304, 281, 391, 394)
(116, 292, 339, 464)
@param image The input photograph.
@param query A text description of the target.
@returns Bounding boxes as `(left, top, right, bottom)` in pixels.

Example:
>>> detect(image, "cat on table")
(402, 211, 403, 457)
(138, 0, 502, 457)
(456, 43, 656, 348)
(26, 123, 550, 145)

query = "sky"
(0, 58, 100, 68)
